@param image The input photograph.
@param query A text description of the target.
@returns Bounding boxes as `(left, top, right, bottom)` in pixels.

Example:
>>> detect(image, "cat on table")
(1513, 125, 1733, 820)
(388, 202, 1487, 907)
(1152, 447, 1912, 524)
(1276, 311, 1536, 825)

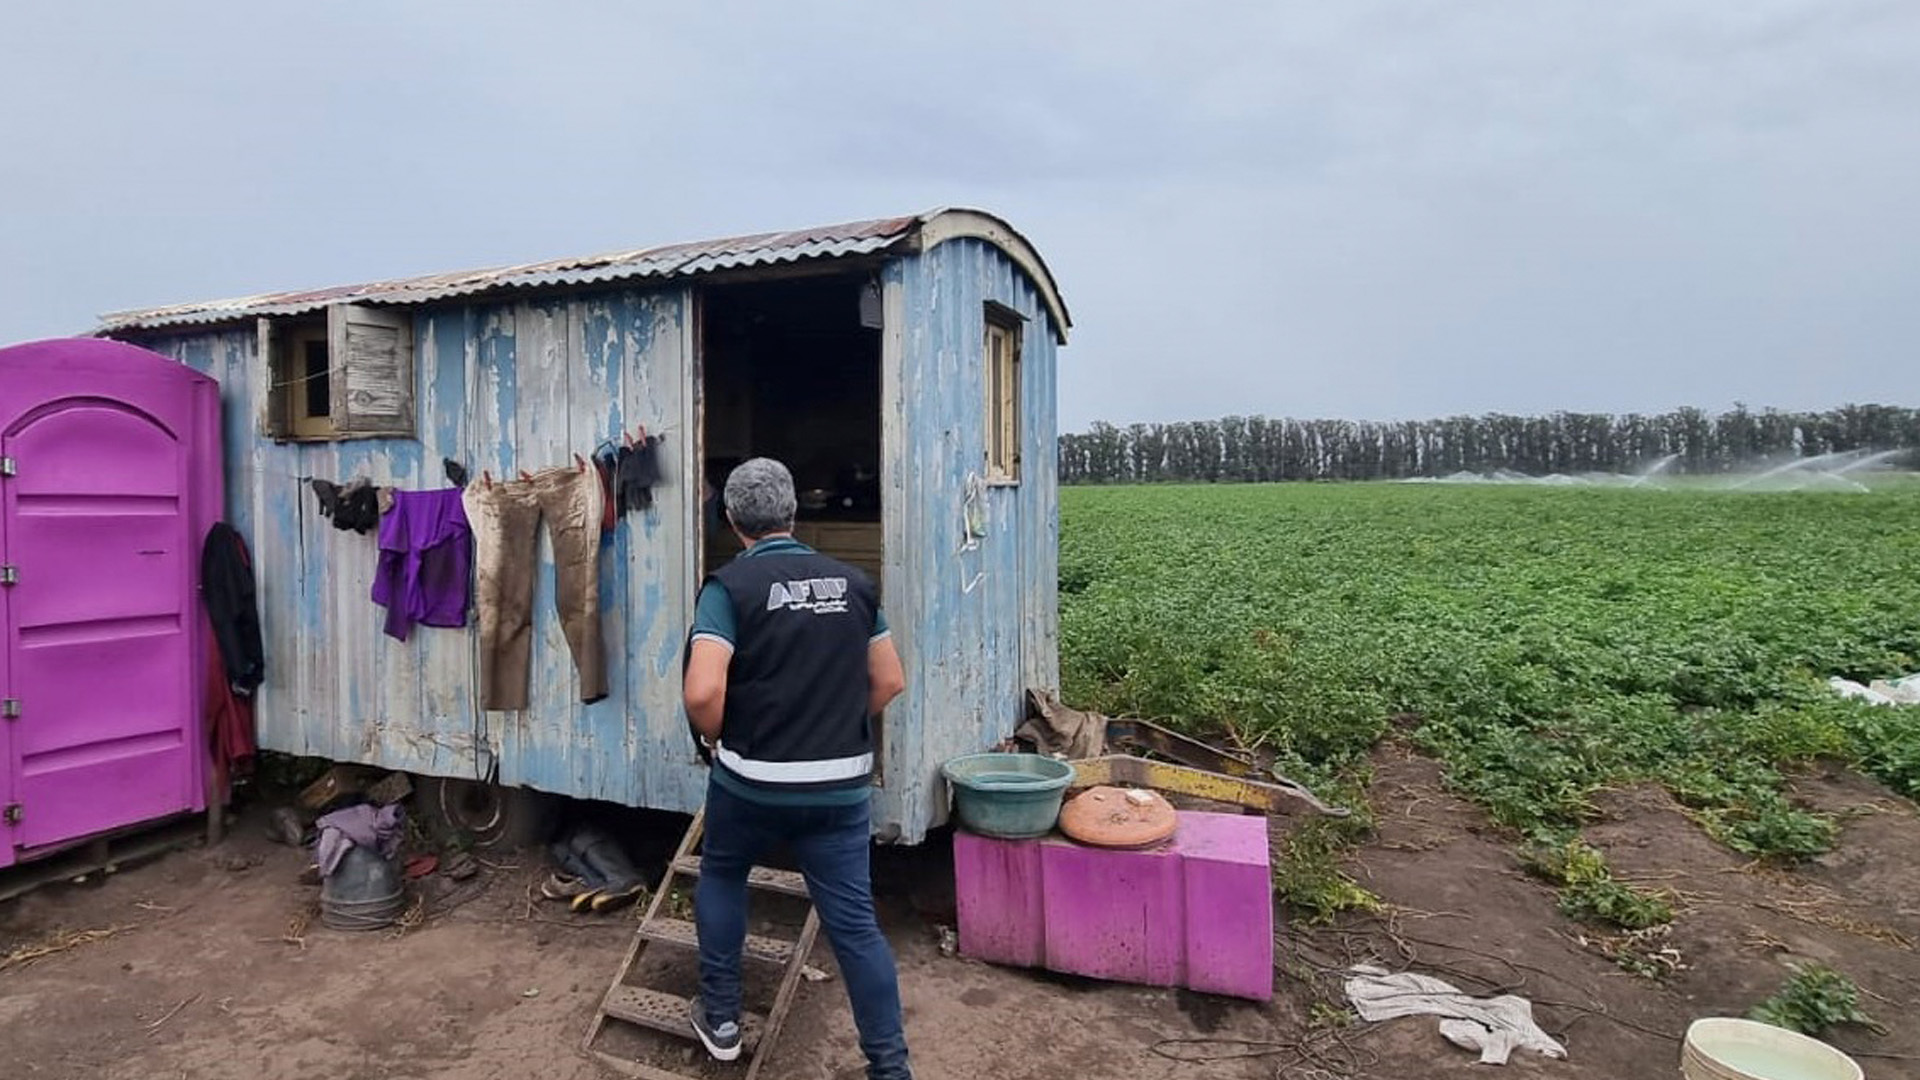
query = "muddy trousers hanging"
(463, 467, 608, 710)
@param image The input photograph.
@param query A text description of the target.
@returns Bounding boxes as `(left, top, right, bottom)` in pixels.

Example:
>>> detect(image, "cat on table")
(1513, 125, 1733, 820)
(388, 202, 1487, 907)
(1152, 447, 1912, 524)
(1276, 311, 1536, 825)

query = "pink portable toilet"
(0, 338, 224, 869)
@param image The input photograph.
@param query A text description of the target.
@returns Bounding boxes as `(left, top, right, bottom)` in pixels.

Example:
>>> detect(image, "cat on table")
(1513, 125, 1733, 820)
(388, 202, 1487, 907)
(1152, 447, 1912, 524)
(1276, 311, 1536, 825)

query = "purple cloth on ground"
(372, 487, 473, 641)
(313, 803, 404, 877)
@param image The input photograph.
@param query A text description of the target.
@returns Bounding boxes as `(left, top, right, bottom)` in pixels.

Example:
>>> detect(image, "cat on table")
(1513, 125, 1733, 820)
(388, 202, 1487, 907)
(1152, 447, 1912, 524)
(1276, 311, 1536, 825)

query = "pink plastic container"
(953, 810, 1275, 1000)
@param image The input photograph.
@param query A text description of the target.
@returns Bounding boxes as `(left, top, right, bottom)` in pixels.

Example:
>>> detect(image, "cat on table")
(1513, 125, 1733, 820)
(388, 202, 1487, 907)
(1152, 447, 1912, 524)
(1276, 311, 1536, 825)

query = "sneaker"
(540, 873, 591, 901)
(689, 997, 743, 1062)
(589, 881, 647, 914)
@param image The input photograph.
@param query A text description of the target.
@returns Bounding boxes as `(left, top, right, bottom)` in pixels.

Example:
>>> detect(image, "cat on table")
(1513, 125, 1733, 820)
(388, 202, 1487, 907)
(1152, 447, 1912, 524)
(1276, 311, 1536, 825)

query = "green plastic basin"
(942, 752, 1075, 839)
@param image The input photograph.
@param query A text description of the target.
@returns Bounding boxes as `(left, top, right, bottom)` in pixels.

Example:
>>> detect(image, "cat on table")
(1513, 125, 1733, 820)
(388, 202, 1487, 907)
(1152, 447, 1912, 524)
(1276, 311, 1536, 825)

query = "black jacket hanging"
(202, 522, 266, 696)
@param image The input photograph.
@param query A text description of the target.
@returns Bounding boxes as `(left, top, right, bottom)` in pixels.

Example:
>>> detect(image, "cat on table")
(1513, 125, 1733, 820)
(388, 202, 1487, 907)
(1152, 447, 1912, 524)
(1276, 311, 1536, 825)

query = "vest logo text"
(766, 577, 851, 614)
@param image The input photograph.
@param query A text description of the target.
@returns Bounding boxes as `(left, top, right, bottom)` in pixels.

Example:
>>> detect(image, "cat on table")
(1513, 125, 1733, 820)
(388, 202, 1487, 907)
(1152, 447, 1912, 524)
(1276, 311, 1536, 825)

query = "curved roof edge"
(912, 208, 1072, 344)
(92, 209, 1070, 342)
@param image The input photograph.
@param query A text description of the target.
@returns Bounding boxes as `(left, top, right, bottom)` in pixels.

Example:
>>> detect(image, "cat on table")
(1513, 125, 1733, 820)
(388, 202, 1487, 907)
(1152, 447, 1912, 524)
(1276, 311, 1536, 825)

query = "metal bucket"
(320, 844, 405, 932)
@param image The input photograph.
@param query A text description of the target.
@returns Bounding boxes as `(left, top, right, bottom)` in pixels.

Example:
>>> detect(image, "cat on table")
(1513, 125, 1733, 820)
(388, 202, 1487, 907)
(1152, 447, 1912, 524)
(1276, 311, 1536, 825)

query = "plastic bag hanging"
(959, 472, 989, 551)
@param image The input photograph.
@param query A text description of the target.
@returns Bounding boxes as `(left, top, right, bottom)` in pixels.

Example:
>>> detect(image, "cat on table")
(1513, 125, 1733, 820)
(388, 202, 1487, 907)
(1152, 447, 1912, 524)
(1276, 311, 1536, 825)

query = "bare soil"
(4, 752, 1918, 1080)
(1320, 747, 1920, 1079)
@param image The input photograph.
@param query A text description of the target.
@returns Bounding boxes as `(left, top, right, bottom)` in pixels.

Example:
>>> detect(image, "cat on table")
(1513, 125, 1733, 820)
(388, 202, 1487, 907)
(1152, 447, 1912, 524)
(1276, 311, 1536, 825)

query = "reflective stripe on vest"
(715, 744, 873, 784)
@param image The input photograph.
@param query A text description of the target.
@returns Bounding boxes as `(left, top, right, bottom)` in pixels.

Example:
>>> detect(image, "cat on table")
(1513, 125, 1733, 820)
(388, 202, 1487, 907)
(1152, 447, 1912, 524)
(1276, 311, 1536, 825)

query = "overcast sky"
(2, 2, 1914, 430)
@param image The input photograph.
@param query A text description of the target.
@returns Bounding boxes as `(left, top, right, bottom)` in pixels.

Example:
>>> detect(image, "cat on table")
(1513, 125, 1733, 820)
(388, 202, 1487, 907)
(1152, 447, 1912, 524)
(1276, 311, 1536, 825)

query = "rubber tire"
(416, 775, 557, 850)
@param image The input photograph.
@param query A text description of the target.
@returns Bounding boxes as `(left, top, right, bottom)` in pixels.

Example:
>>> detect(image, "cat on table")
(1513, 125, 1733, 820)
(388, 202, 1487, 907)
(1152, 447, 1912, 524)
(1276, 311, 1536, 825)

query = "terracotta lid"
(1058, 786, 1177, 849)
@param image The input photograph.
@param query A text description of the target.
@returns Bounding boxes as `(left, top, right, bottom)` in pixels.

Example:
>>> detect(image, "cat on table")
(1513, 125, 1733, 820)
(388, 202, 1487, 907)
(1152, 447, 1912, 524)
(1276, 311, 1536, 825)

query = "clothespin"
(482, 470, 493, 489)
(519, 469, 534, 482)
(574, 452, 588, 473)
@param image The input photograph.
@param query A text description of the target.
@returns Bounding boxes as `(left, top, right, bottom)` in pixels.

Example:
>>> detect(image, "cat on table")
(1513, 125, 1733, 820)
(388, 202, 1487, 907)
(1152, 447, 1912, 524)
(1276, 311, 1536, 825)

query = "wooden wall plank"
(470, 306, 519, 778)
(575, 293, 625, 802)
(877, 263, 912, 829)
(406, 310, 477, 778)
(512, 300, 574, 791)
(624, 289, 701, 812)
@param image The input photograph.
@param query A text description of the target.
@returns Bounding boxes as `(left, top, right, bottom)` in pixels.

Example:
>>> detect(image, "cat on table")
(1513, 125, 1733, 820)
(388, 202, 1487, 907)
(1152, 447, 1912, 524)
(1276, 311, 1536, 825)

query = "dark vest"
(711, 550, 878, 790)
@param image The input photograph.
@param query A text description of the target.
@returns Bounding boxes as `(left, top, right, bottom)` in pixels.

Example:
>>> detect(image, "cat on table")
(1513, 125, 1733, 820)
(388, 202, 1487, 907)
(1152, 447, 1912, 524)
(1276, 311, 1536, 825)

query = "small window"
(290, 327, 333, 439)
(984, 304, 1023, 483)
(258, 304, 416, 440)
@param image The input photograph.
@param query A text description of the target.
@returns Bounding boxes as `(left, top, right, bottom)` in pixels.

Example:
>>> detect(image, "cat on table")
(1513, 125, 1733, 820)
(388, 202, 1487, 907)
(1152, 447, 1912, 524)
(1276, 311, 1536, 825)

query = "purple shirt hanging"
(372, 487, 473, 641)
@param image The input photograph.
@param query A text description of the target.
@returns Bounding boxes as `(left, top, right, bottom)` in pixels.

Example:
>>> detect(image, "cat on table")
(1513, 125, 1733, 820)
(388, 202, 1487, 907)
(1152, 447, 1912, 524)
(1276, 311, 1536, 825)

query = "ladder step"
(671, 856, 809, 898)
(640, 916, 797, 966)
(601, 985, 764, 1051)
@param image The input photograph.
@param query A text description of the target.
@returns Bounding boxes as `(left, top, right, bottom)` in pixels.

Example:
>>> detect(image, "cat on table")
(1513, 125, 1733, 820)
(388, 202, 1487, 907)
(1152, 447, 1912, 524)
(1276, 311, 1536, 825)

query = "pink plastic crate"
(953, 810, 1273, 1001)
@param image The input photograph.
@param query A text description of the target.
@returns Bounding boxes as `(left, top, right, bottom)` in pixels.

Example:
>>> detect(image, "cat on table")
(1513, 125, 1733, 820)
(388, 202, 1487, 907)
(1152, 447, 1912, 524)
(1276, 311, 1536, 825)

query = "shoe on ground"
(590, 882, 646, 913)
(689, 997, 742, 1062)
(540, 873, 591, 901)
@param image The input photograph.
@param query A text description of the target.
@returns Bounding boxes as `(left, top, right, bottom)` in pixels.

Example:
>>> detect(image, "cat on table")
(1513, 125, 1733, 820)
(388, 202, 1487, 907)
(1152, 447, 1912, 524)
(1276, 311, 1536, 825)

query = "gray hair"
(723, 458, 797, 538)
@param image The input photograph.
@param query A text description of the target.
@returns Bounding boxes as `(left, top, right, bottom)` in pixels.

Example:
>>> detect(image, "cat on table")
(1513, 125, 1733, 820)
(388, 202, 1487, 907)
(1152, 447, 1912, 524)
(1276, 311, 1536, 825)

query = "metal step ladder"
(583, 808, 822, 1079)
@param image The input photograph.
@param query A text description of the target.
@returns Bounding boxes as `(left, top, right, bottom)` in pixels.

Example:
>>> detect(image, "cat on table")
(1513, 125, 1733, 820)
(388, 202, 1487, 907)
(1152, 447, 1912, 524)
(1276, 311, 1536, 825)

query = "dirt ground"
(1320, 748, 1920, 1080)
(4, 751, 1918, 1080)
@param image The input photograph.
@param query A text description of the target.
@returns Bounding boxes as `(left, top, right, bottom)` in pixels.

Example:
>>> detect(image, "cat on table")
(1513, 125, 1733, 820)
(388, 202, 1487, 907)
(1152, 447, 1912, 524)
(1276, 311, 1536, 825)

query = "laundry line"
(228, 432, 677, 491)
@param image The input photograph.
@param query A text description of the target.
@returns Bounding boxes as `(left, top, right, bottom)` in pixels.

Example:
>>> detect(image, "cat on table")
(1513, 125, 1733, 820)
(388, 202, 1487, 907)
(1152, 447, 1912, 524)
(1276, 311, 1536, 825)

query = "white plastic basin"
(1682, 1018, 1863, 1080)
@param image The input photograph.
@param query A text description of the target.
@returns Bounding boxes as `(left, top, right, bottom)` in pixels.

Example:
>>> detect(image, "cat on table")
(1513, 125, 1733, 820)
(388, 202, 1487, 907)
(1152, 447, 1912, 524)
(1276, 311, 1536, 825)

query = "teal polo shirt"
(691, 536, 888, 807)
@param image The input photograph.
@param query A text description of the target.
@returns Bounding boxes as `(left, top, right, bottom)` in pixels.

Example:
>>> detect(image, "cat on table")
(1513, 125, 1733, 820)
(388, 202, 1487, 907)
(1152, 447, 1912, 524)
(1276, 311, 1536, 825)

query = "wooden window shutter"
(256, 317, 287, 438)
(327, 304, 416, 437)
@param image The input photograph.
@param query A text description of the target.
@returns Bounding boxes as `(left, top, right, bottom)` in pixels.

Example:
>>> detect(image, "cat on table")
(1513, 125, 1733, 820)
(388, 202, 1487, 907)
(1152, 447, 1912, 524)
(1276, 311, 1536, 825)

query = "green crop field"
(1058, 481, 1920, 918)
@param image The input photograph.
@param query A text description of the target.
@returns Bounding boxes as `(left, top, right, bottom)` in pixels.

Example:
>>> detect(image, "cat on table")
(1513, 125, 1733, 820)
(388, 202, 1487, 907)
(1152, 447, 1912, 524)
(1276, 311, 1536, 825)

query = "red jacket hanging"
(206, 627, 256, 777)
(201, 522, 262, 784)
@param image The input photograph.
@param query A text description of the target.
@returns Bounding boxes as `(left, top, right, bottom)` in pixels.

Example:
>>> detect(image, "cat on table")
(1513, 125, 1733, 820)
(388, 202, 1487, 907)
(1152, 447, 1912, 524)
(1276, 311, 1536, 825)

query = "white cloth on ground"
(1344, 964, 1567, 1065)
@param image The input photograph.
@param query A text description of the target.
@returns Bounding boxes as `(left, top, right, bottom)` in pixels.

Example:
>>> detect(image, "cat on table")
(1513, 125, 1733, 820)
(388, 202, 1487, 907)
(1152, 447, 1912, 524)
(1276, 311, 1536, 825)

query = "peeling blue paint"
(139, 242, 1059, 842)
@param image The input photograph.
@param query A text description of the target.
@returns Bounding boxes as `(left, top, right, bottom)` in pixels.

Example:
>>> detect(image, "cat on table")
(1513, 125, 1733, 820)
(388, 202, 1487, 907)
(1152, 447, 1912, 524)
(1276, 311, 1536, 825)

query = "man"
(682, 458, 912, 1080)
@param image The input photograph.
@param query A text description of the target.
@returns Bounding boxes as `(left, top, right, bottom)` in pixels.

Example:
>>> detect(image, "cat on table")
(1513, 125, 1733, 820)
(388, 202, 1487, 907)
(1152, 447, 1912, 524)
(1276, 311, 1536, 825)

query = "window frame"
(983, 302, 1024, 485)
(286, 325, 334, 440)
(258, 304, 417, 442)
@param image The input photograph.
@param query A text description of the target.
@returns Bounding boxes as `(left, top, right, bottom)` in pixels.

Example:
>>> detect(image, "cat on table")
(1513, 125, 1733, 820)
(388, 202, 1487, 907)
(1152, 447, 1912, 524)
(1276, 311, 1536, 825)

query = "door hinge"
(3, 805, 20, 826)
(0, 566, 15, 586)
(0, 455, 14, 477)
(1, 698, 17, 720)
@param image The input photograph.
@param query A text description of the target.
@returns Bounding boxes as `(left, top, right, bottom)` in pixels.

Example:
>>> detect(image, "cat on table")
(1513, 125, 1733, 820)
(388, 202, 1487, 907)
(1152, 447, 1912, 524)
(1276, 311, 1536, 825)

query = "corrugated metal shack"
(97, 208, 1069, 843)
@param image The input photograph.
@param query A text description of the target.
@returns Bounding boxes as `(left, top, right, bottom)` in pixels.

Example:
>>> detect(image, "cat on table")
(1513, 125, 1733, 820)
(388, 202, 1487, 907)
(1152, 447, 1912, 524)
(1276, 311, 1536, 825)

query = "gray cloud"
(2, 1, 1913, 430)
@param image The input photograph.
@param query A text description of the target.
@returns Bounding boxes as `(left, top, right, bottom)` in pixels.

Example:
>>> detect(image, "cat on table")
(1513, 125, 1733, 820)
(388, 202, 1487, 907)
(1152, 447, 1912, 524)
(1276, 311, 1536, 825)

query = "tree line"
(1057, 404, 1920, 484)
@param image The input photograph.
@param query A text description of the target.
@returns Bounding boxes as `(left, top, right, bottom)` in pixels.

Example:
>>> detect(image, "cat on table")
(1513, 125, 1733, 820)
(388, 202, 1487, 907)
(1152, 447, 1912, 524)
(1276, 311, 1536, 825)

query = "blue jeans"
(696, 781, 911, 1080)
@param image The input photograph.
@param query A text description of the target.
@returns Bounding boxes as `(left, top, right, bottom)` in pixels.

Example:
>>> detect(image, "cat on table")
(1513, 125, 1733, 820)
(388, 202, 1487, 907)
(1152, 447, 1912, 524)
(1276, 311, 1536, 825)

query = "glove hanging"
(616, 433, 663, 514)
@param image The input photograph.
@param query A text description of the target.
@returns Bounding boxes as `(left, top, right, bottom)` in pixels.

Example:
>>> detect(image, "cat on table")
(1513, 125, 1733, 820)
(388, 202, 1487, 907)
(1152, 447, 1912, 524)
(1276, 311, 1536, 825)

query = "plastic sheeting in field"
(1830, 674, 1920, 706)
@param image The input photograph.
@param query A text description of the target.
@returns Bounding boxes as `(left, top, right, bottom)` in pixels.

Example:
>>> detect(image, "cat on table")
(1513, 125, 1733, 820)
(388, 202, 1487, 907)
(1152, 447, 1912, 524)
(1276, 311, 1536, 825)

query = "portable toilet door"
(0, 338, 223, 868)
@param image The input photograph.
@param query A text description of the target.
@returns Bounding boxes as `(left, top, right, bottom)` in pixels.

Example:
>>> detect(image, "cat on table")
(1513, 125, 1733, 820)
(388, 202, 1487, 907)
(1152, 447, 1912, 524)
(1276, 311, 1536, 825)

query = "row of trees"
(1057, 404, 1920, 484)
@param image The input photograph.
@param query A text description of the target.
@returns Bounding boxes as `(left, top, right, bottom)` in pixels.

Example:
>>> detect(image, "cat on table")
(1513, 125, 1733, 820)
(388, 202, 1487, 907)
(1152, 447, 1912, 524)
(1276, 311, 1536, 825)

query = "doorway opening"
(698, 273, 884, 586)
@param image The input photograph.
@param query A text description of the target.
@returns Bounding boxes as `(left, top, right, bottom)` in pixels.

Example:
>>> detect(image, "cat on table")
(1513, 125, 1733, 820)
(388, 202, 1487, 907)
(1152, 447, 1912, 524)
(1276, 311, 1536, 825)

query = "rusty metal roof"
(95, 208, 1071, 342)
(96, 215, 922, 333)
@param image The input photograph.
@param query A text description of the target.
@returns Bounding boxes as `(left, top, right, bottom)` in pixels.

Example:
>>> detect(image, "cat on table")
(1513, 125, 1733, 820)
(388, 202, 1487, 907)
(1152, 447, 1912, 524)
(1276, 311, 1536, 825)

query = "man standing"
(682, 458, 912, 1080)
